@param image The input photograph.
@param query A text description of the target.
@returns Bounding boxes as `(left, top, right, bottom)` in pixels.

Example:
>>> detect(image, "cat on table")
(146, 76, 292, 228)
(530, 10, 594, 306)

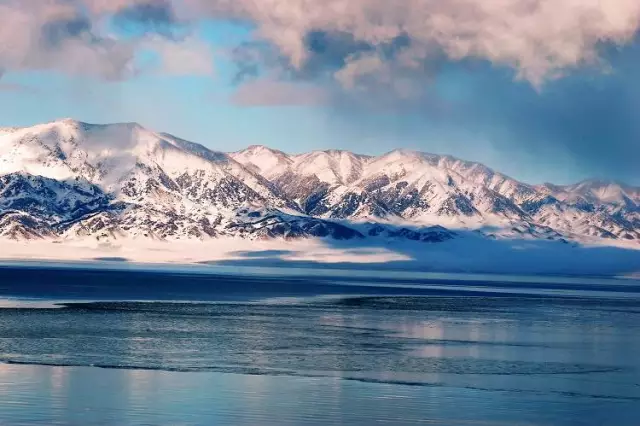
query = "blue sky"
(0, 1, 639, 186)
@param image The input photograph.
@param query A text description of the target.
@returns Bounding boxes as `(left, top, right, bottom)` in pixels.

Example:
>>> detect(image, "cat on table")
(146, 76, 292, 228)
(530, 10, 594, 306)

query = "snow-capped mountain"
(231, 146, 639, 242)
(0, 119, 637, 245)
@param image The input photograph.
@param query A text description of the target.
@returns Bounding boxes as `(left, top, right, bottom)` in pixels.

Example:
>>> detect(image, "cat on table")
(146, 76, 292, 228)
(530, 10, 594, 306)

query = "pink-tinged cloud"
(0, 0, 640, 87)
(191, 0, 640, 87)
(0, 0, 213, 80)
(143, 37, 216, 76)
(231, 79, 329, 107)
(0, 83, 40, 94)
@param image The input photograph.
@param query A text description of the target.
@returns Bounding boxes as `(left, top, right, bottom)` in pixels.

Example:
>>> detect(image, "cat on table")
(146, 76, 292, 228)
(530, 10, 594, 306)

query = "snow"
(232, 148, 371, 186)
(0, 236, 638, 278)
(230, 145, 293, 179)
(286, 151, 362, 185)
(0, 118, 638, 246)
(538, 180, 640, 206)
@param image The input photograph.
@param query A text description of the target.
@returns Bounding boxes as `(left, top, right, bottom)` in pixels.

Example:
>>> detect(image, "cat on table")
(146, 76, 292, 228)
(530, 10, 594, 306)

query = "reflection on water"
(0, 363, 554, 426)
(0, 295, 639, 425)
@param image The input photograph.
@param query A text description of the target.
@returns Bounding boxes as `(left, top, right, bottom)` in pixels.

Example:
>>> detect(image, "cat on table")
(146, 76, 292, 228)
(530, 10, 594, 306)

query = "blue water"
(0, 264, 639, 425)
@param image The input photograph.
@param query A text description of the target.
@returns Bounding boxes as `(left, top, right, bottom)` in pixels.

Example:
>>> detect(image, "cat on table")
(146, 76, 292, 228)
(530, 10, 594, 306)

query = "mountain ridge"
(0, 119, 638, 245)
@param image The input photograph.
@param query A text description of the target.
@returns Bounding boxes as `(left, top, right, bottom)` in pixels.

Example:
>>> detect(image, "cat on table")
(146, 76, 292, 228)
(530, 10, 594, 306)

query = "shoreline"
(0, 257, 638, 282)
(1, 236, 639, 279)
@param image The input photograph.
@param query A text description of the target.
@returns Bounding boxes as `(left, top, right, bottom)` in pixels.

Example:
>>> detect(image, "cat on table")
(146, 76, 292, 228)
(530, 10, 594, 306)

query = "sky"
(0, 0, 639, 186)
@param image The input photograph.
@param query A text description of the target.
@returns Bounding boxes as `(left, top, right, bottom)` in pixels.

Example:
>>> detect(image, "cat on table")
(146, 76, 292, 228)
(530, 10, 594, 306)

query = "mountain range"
(0, 119, 638, 246)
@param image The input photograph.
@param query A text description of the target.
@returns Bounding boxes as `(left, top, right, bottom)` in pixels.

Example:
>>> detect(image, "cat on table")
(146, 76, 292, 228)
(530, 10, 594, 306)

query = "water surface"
(0, 265, 639, 425)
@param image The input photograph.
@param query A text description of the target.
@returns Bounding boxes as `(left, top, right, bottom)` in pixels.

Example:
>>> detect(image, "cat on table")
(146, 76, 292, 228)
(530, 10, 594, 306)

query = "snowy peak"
(0, 126, 20, 135)
(241, 144, 290, 158)
(0, 119, 243, 183)
(537, 179, 640, 208)
(232, 146, 370, 186)
(565, 179, 640, 205)
(231, 145, 293, 179)
(290, 150, 369, 186)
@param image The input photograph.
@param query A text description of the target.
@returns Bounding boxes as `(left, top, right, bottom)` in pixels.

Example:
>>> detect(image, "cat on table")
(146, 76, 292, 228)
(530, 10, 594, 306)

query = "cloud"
(187, 0, 640, 89)
(231, 79, 329, 106)
(144, 36, 216, 76)
(0, 1, 133, 79)
(0, 83, 40, 94)
(2, 0, 639, 87)
(112, 0, 183, 37)
(188, 0, 640, 183)
(0, 0, 213, 80)
(464, 58, 640, 184)
(326, 50, 640, 185)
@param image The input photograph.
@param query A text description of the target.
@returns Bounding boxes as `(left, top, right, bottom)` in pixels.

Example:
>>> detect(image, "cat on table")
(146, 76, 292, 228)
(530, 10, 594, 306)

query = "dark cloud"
(301, 31, 373, 75)
(218, 2, 638, 184)
(229, 41, 273, 83)
(41, 16, 93, 47)
(112, 0, 181, 37)
(328, 48, 640, 185)
(473, 60, 640, 184)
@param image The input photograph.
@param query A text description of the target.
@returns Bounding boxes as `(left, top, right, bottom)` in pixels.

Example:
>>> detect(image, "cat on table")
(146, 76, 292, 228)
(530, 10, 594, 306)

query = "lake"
(0, 263, 639, 425)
